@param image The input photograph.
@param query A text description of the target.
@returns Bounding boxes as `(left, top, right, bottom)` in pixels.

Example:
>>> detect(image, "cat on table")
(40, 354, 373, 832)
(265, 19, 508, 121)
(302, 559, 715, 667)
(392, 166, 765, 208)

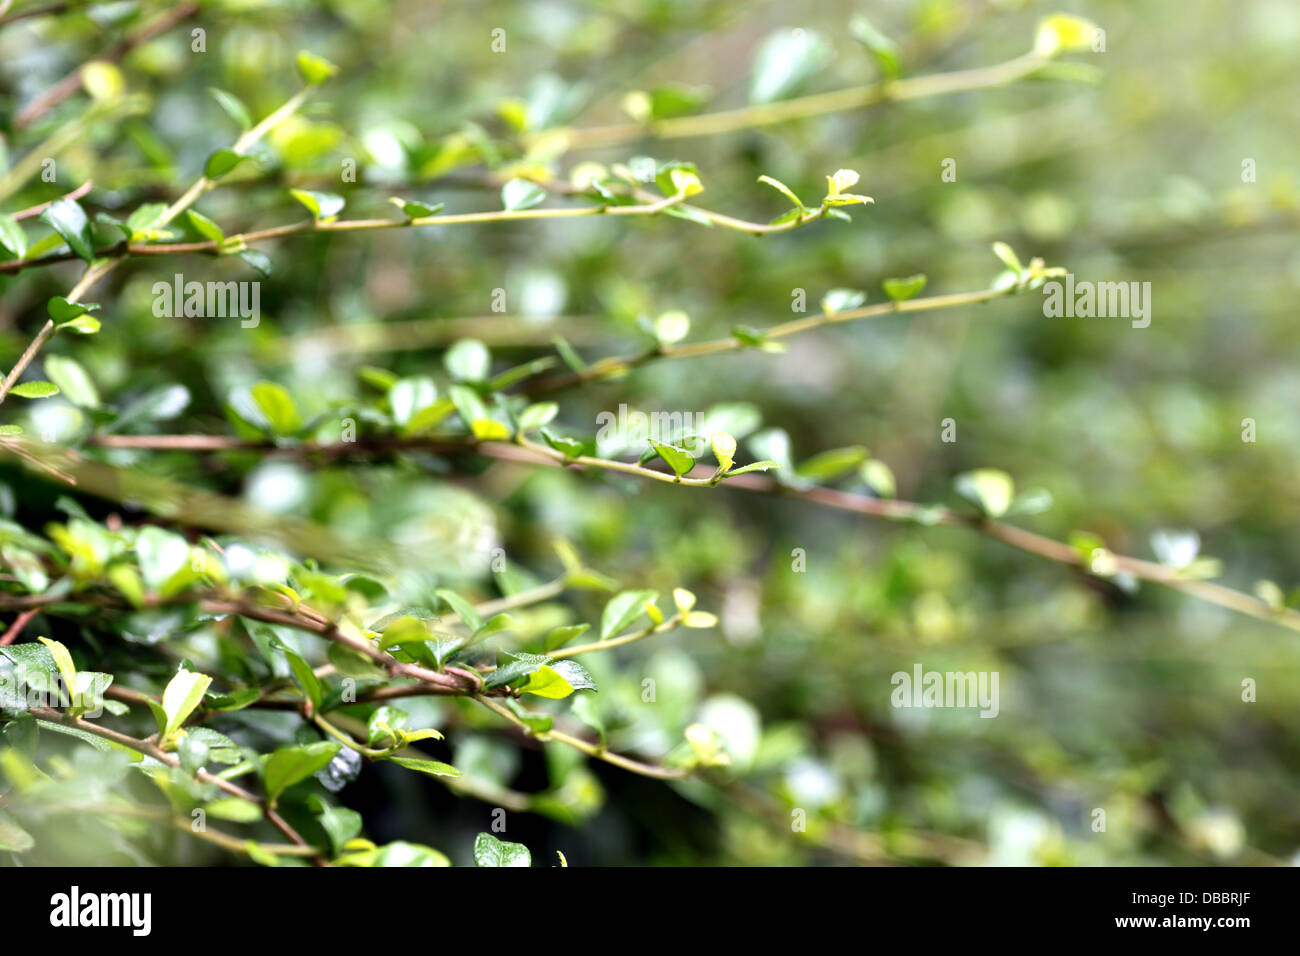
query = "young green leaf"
(501, 178, 547, 211)
(601, 589, 657, 640)
(388, 197, 444, 220)
(473, 832, 531, 867)
(383, 756, 461, 777)
(516, 402, 558, 433)
(882, 274, 927, 302)
(542, 623, 589, 652)
(0, 213, 29, 260)
(204, 149, 249, 180)
(250, 381, 301, 435)
(161, 669, 213, 740)
(796, 445, 868, 483)
(860, 459, 897, 498)
(9, 381, 59, 399)
(208, 87, 252, 130)
(36, 637, 78, 709)
(296, 50, 340, 85)
(264, 741, 341, 802)
(44, 355, 98, 409)
(519, 659, 596, 699)
(444, 338, 491, 382)
(289, 189, 345, 220)
(710, 431, 736, 473)
(820, 288, 866, 315)
(954, 468, 1016, 518)
(649, 439, 695, 478)
(435, 587, 482, 632)
(540, 427, 586, 460)
(186, 209, 225, 243)
(757, 175, 806, 211)
(850, 16, 901, 79)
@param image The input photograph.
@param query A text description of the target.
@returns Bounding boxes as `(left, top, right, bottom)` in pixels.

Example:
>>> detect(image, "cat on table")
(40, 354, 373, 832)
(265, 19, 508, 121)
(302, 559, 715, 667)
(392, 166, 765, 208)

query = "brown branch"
(10, 179, 93, 220)
(15, 1, 200, 128)
(0, 607, 38, 646)
(89, 431, 1300, 636)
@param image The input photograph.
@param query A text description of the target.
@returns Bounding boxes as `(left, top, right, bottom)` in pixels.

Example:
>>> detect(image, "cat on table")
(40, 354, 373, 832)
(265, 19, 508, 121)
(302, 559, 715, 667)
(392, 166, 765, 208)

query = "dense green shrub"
(1, 1, 1297, 867)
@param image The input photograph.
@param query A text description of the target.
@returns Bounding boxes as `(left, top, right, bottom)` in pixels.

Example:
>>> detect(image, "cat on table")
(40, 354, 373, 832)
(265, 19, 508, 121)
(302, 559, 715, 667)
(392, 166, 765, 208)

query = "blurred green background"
(2, 0, 1299, 865)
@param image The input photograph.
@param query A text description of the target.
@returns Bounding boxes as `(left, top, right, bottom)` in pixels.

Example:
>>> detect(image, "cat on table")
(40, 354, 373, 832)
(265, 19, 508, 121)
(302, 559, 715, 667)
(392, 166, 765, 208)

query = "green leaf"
(208, 87, 252, 130)
(757, 175, 806, 211)
(435, 588, 482, 632)
(820, 288, 866, 315)
(849, 16, 900, 79)
(204, 148, 249, 180)
(954, 468, 1016, 518)
(162, 669, 212, 740)
(251, 381, 301, 435)
(540, 427, 586, 460)
(796, 445, 868, 483)
(516, 402, 558, 433)
(860, 459, 897, 498)
(44, 355, 99, 409)
(726, 460, 780, 476)
(473, 832, 530, 867)
(296, 50, 340, 85)
(730, 324, 787, 353)
(264, 741, 341, 801)
(991, 241, 1024, 274)
(384, 756, 461, 777)
(519, 659, 596, 699)
(444, 338, 491, 382)
(206, 797, 262, 823)
(314, 803, 362, 854)
(10, 381, 59, 399)
(653, 310, 691, 345)
(501, 178, 547, 211)
(1034, 14, 1100, 56)
(649, 439, 695, 478)
(474, 613, 514, 641)
(36, 637, 78, 708)
(39, 199, 95, 263)
(388, 197, 444, 220)
(285, 649, 322, 712)
(482, 651, 549, 690)
(0, 213, 29, 259)
(186, 209, 224, 243)
(882, 274, 927, 302)
(57, 314, 101, 335)
(543, 623, 589, 652)
(750, 28, 830, 104)
(0, 424, 23, 437)
(126, 203, 169, 240)
(710, 431, 736, 473)
(601, 589, 657, 640)
(366, 705, 410, 747)
(389, 376, 437, 427)
(289, 189, 345, 220)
